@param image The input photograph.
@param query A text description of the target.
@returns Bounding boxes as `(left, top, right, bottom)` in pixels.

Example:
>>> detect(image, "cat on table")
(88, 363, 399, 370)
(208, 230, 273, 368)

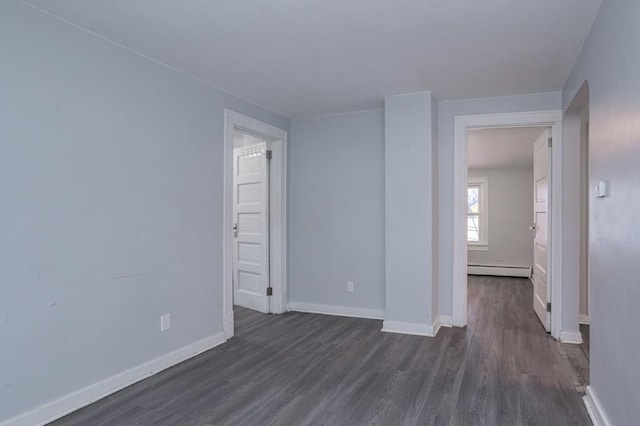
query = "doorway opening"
(453, 110, 564, 339)
(466, 126, 550, 330)
(579, 105, 590, 359)
(559, 81, 591, 399)
(223, 110, 288, 339)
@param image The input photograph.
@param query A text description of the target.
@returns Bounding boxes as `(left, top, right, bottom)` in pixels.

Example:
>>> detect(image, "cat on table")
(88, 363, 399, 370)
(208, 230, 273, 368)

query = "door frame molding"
(223, 109, 288, 338)
(453, 110, 563, 339)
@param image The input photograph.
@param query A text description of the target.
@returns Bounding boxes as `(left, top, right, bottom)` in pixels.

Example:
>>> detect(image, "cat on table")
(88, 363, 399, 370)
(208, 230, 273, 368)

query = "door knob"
(529, 224, 536, 231)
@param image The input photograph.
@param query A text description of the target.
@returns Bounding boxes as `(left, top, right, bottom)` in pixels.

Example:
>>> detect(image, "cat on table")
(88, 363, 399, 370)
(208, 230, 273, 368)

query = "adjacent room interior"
(466, 127, 541, 329)
(467, 127, 541, 279)
(1, 0, 636, 425)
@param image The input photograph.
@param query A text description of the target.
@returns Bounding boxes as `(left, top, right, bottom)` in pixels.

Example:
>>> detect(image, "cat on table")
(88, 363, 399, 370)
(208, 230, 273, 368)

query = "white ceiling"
(468, 127, 545, 169)
(21, 0, 602, 118)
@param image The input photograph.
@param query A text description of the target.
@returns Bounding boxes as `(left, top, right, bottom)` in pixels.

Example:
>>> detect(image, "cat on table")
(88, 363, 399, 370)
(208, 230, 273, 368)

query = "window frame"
(467, 176, 489, 250)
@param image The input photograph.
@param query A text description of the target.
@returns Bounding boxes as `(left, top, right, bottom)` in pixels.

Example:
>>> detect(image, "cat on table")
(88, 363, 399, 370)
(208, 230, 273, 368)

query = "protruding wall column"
(383, 91, 440, 336)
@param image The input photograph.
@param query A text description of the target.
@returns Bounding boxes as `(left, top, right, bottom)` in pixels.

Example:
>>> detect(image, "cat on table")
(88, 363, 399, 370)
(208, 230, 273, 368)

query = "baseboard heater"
(467, 265, 532, 278)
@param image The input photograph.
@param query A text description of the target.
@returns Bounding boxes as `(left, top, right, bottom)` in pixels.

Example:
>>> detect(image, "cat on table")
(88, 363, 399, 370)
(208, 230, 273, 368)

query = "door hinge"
(266, 287, 273, 296)
(547, 137, 552, 148)
(266, 150, 272, 160)
(546, 302, 551, 312)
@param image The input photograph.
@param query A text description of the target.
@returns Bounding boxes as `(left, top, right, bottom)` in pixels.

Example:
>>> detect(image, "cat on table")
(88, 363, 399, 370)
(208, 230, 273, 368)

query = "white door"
(532, 129, 550, 331)
(232, 143, 270, 313)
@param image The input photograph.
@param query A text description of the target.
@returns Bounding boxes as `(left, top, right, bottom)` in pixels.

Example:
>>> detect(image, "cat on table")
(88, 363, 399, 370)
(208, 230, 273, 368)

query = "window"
(468, 177, 488, 250)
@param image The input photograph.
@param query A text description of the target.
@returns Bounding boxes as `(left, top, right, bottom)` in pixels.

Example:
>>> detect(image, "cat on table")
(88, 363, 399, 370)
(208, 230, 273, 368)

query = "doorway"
(232, 132, 271, 314)
(223, 110, 288, 339)
(466, 126, 550, 330)
(579, 105, 590, 358)
(453, 110, 564, 339)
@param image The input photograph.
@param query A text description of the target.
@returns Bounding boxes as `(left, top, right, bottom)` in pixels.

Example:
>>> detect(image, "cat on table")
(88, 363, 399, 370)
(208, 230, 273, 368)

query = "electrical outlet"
(160, 314, 171, 332)
(496, 255, 503, 262)
(347, 281, 354, 293)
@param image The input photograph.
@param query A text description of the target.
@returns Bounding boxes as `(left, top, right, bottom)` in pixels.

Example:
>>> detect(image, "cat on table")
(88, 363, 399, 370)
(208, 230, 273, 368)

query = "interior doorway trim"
(223, 109, 288, 339)
(453, 110, 563, 339)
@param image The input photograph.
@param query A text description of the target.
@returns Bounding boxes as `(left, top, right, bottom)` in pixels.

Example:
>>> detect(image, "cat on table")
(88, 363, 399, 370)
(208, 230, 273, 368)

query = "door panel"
(233, 143, 270, 313)
(533, 129, 550, 331)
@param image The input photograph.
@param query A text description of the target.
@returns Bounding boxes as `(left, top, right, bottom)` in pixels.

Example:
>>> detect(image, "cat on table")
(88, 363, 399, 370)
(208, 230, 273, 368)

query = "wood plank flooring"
(51, 276, 591, 425)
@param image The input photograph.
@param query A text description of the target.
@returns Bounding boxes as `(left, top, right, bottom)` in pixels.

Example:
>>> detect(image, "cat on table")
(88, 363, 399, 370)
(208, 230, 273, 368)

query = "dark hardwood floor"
(51, 276, 591, 425)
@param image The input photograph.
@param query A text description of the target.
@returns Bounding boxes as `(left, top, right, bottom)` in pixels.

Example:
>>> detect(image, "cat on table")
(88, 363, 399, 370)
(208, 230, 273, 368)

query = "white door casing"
(232, 143, 270, 313)
(533, 129, 551, 331)
(223, 109, 287, 339)
(453, 110, 563, 339)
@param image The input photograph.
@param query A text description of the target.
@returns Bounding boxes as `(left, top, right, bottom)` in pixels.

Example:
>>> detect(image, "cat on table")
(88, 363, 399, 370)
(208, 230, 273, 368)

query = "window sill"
(468, 244, 489, 251)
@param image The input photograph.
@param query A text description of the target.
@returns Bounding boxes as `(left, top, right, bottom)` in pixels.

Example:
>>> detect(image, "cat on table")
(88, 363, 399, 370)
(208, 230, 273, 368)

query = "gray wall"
(0, 1, 289, 422)
(467, 168, 534, 269)
(430, 94, 440, 320)
(563, 0, 640, 423)
(437, 92, 563, 317)
(289, 109, 385, 313)
(384, 91, 438, 326)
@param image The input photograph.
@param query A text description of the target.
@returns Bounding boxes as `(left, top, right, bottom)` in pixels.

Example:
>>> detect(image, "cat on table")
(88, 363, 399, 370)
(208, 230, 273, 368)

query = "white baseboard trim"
(289, 302, 384, 320)
(467, 265, 531, 278)
(224, 310, 235, 339)
(579, 314, 590, 325)
(381, 318, 441, 337)
(559, 330, 583, 344)
(1, 333, 227, 426)
(583, 386, 611, 426)
(439, 315, 454, 327)
(431, 317, 442, 336)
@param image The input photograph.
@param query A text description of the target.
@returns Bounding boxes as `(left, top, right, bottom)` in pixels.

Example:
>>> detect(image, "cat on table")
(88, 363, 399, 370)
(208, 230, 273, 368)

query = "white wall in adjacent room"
(467, 168, 534, 269)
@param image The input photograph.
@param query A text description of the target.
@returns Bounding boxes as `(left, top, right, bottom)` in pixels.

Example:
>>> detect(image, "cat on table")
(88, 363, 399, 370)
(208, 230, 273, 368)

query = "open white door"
(232, 143, 270, 313)
(532, 129, 550, 331)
